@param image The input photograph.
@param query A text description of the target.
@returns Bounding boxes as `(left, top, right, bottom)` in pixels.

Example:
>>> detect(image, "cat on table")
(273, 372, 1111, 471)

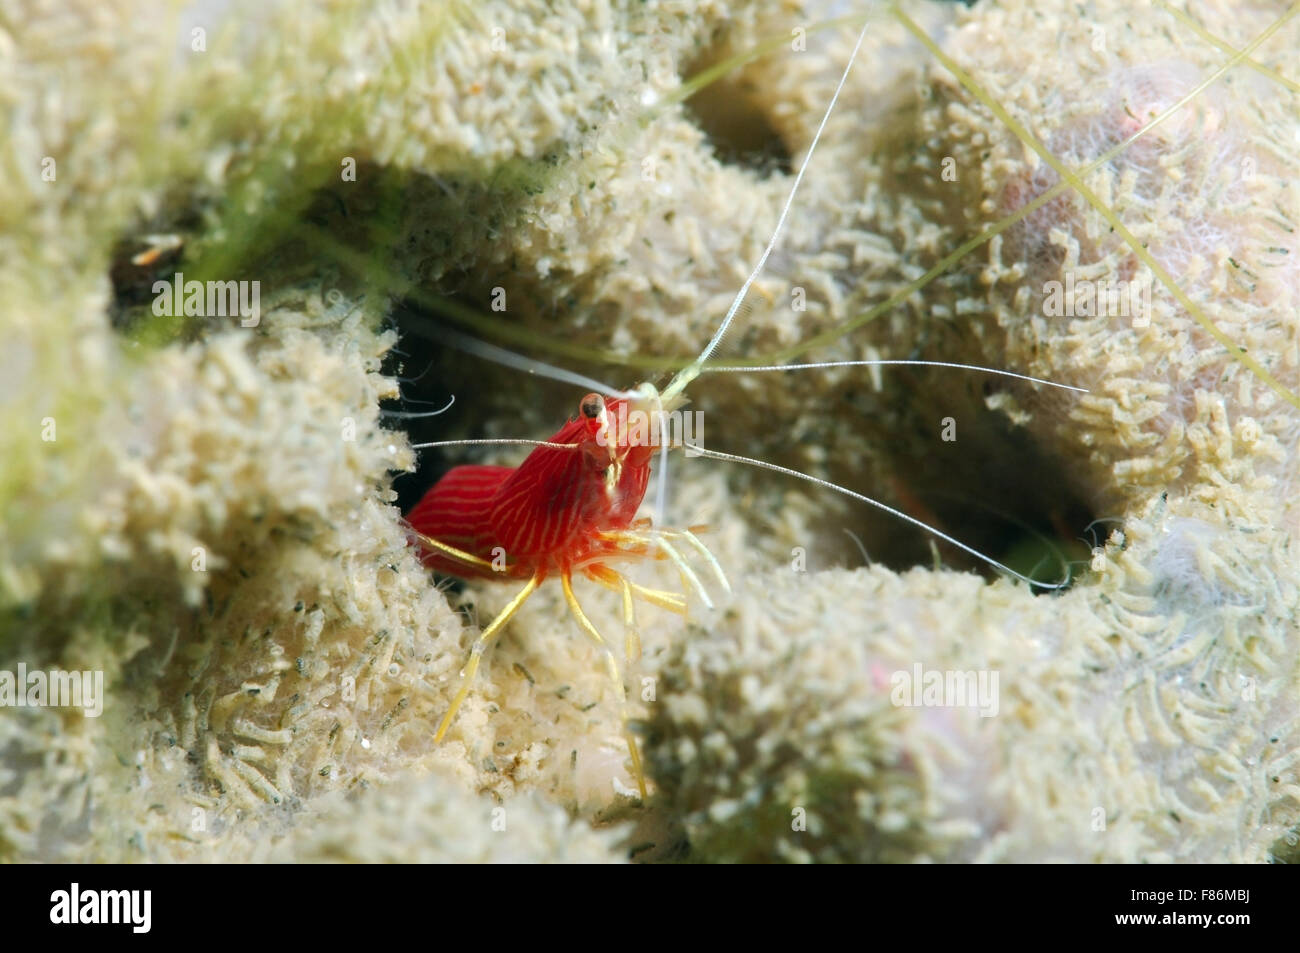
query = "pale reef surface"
(0, 0, 1297, 862)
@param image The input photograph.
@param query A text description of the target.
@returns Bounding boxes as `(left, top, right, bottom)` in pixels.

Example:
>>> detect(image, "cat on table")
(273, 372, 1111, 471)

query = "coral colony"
(1, 0, 1296, 862)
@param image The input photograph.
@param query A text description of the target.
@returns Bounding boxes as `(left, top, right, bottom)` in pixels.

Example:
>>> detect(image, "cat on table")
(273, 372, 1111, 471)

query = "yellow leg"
(584, 563, 686, 616)
(411, 528, 500, 574)
(595, 525, 728, 608)
(434, 572, 541, 743)
(619, 576, 641, 663)
(584, 567, 644, 661)
(560, 571, 647, 799)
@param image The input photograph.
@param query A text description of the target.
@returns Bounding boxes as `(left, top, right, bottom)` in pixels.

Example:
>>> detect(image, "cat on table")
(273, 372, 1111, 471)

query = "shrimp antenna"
(704, 360, 1088, 392)
(381, 394, 457, 418)
(406, 316, 633, 398)
(661, 17, 872, 406)
(690, 445, 1072, 590)
(410, 438, 579, 451)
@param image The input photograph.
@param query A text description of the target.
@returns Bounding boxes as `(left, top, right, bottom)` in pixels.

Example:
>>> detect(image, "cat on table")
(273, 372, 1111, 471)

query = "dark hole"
(382, 299, 592, 521)
(680, 51, 792, 176)
(830, 375, 1098, 591)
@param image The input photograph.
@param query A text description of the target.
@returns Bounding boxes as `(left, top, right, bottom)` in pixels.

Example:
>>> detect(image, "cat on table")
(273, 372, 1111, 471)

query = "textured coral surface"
(1, 0, 1297, 862)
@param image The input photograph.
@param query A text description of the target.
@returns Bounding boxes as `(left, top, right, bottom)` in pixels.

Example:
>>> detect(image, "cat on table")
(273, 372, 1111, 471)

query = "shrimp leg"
(434, 571, 542, 743)
(410, 528, 501, 575)
(581, 566, 645, 662)
(560, 571, 647, 799)
(597, 527, 726, 608)
(583, 563, 687, 616)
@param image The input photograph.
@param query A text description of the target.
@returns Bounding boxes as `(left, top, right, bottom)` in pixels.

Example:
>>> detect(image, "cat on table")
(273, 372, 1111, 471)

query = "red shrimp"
(407, 394, 653, 585)
(406, 383, 713, 798)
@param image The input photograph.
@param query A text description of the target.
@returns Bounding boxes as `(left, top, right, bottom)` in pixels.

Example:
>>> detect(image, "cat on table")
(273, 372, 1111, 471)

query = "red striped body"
(407, 397, 655, 581)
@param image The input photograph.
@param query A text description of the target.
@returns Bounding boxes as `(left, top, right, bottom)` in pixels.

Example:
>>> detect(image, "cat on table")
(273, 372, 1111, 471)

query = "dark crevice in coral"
(680, 47, 792, 177)
(105, 147, 571, 344)
(845, 371, 1097, 590)
(889, 410, 1096, 588)
(383, 298, 603, 520)
(705, 356, 1099, 590)
(107, 227, 191, 330)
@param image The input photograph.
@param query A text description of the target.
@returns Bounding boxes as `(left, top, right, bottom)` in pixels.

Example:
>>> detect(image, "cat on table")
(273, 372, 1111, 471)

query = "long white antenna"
(705, 360, 1089, 392)
(691, 445, 1071, 590)
(439, 327, 632, 398)
(661, 17, 873, 404)
(411, 438, 578, 451)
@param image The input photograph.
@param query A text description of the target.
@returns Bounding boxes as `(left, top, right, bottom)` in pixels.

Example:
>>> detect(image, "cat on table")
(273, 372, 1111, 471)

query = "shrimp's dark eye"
(580, 394, 603, 419)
